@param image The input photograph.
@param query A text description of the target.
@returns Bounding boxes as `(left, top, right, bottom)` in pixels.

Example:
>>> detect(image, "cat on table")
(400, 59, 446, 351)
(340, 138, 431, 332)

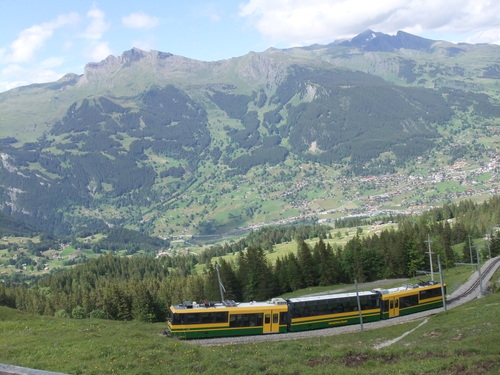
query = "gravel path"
(187, 257, 500, 347)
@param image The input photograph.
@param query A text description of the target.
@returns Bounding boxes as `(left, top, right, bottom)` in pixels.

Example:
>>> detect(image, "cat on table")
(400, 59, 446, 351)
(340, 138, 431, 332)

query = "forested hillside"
(1, 197, 498, 322)
(0, 31, 499, 237)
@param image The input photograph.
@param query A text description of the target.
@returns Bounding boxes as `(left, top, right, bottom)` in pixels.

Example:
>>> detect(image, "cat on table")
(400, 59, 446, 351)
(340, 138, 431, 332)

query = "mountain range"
(0, 30, 499, 237)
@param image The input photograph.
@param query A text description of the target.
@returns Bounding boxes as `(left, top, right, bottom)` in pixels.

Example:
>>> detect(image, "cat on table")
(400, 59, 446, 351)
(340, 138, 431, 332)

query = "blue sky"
(1, 0, 499, 92)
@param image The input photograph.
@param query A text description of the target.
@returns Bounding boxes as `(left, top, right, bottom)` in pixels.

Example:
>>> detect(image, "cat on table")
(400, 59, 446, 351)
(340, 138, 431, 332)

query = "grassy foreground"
(1, 288, 499, 375)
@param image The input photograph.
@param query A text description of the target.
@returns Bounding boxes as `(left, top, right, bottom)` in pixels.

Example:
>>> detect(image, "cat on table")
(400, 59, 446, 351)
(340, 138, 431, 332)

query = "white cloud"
(81, 5, 109, 40)
(0, 63, 64, 92)
(130, 36, 157, 51)
(467, 28, 500, 45)
(122, 12, 159, 29)
(239, 0, 500, 45)
(2, 13, 79, 63)
(88, 41, 113, 61)
(40, 56, 66, 69)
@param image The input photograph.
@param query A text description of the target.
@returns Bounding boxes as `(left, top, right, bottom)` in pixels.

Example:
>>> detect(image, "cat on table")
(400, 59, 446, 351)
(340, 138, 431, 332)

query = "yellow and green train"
(166, 281, 445, 339)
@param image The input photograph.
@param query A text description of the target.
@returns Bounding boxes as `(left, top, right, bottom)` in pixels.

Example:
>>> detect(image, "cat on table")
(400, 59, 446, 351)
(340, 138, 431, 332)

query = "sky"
(1, 0, 499, 93)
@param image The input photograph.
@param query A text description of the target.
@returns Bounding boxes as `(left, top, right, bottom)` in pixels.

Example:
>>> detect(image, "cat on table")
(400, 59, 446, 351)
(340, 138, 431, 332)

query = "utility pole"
(425, 234, 434, 281)
(468, 235, 474, 269)
(485, 232, 492, 259)
(215, 263, 226, 303)
(355, 279, 364, 332)
(475, 246, 484, 297)
(437, 255, 447, 312)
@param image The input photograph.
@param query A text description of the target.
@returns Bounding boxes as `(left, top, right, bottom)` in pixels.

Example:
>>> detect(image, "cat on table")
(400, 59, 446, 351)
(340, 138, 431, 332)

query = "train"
(166, 280, 445, 339)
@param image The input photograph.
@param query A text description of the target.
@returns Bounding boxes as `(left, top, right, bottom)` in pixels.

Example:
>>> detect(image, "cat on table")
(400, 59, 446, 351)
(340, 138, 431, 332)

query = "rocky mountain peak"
(338, 29, 435, 52)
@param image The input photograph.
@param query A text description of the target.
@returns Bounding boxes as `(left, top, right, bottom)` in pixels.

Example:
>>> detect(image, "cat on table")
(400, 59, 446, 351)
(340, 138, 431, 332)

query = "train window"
(172, 312, 228, 325)
(171, 313, 182, 325)
(327, 300, 336, 313)
(347, 297, 358, 311)
(400, 295, 418, 308)
(230, 313, 263, 327)
(336, 301, 345, 313)
(280, 312, 288, 324)
(420, 287, 442, 300)
(186, 313, 200, 324)
(360, 295, 377, 310)
(382, 300, 389, 312)
(200, 313, 213, 324)
(273, 314, 279, 324)
(215, 312, 228, 323)
(265, 314, 271, 324)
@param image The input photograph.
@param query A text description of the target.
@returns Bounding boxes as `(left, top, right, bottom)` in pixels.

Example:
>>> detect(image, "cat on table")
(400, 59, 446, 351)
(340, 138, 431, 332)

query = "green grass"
(1, 289, 499, 375)
(1, 264, 498, 374)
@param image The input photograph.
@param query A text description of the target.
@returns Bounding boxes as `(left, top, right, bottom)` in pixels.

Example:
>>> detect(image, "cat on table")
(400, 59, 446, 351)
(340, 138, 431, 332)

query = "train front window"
(171, 313, 182, 325)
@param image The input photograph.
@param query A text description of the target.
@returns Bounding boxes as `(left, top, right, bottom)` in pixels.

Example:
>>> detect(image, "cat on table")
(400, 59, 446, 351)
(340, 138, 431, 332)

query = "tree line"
(0, 197, 499, 322)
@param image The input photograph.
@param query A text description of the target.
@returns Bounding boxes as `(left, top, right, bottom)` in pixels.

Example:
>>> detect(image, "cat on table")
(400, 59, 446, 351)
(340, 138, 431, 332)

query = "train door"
(263, 311, 280, 333)
(388, 297, 400, 318)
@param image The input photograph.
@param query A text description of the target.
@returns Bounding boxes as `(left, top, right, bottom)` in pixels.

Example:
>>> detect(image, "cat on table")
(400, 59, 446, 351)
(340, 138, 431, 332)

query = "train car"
(166, 281, 446, 339)
(167, 298, 289, 339)
(286, 291, 381, 332)
(375, 281, 446, 319)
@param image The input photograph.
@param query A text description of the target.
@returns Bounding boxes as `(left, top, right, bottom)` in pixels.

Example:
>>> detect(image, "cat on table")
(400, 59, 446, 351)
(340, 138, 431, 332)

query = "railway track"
(447, 256, 500, 305)
(188, 256, 500, 346)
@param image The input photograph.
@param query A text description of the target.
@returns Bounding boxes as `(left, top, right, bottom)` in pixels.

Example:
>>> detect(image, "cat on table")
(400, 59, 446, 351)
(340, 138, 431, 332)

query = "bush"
(71, 306, 86, 319)
(54, 309, 70, 318)
(90, 309, 109, 319)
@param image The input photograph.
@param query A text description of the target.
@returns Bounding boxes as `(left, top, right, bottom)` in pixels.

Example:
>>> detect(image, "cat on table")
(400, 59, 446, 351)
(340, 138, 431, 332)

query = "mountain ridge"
(0, 30, 498, 236)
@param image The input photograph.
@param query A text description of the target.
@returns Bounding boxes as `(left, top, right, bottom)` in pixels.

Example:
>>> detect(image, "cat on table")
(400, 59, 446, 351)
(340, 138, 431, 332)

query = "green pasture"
(1, 272, 499, 375)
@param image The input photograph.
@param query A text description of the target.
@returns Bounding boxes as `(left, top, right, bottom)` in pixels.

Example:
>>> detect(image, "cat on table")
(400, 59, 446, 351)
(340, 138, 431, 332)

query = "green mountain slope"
(0, 31, 499, 236)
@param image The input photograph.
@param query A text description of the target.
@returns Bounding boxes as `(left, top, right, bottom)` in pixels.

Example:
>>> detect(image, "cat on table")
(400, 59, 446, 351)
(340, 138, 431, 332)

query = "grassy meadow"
(1, 269, 499, 375)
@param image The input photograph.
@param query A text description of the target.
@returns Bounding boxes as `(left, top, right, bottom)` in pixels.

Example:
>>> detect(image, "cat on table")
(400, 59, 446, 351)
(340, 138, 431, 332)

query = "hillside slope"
(0, 31, 499, 236)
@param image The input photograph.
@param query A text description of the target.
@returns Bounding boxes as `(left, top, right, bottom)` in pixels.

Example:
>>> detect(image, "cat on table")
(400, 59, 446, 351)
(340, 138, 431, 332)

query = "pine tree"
(284, 253, 303, 291)
(442, 221, 456, 267)
(132, 281, 158, 322)
(342, 236, 364, 282)
(218, 258, 242, 301)
(203, 263, 221, 301)
(297, 239, 317, 287)
(314, 239, 337, 286)
(239, 246, 272, 301)
(273, 257, 290, 294)
(490, 234, 500, 257)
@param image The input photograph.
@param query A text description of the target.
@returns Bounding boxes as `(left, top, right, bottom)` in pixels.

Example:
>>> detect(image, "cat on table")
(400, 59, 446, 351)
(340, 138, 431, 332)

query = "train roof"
(171, 298, 288, 311)
(287, 290, 377, 303)
(373, 281, 443, 295)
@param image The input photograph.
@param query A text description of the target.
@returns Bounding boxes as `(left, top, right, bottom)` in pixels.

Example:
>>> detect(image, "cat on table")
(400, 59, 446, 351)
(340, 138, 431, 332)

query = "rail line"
(188, 256, 500, 346)
(447, 256, 500, 305)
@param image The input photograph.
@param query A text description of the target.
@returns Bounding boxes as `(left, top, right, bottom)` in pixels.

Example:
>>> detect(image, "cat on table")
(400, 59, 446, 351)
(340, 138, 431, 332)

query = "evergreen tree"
(273, 257, 290, 294)
(239, 246, 272, 301)
(314, 239, 337, 286)
(297, 239, 317, 287)
(284, 253, 303, 291)
(442, 221, 456, 267)
(132, 282, 158, 322)
(490, 234, 500, 257)
(342, 236, 364, 282)
(218, 259, 242, 301)
(203, 263, 221, 301)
